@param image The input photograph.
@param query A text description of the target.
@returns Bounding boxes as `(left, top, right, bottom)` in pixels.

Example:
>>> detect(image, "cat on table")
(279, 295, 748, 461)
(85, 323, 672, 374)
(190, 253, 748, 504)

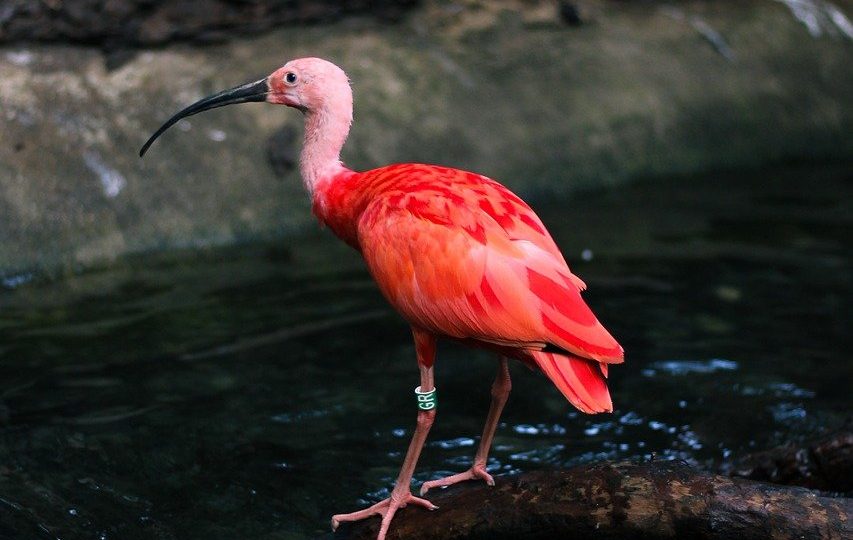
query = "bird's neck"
(300, 104, 353, 194)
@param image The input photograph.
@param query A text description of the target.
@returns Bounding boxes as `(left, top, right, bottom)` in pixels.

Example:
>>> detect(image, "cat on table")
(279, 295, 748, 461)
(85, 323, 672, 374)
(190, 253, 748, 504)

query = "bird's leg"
(331, 330, 438, 540)
(420, 357, 511, 495)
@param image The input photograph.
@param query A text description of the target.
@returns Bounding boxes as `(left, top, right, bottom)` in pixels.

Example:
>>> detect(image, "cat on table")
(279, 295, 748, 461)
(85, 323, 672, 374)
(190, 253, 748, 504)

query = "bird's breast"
(311, 170, 370, 250)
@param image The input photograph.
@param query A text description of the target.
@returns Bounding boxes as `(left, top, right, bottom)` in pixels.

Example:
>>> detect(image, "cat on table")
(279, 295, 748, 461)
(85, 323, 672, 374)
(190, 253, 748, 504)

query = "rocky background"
(1, 0, 851, 277)
(0, 0, 417, 47)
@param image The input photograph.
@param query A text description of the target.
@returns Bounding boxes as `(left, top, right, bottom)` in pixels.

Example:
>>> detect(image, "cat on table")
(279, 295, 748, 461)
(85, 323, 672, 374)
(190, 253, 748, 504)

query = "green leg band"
(415, 386, 437, 410)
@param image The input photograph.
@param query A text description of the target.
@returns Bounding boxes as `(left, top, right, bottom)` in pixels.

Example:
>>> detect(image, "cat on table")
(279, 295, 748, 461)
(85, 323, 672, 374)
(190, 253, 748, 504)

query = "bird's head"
(139, 57, 352, 157)
(268, 58, 351, 113)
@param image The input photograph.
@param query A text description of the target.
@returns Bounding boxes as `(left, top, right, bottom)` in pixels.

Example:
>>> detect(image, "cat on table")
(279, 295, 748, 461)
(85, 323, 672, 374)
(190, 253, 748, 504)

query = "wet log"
(729, 428, 853, 493)
(332, 461, 851, 540)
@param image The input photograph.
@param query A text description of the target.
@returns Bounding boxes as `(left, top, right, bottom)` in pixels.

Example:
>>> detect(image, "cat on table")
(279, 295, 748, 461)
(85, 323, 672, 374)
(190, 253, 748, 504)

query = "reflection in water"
(0, 166, 849, 539)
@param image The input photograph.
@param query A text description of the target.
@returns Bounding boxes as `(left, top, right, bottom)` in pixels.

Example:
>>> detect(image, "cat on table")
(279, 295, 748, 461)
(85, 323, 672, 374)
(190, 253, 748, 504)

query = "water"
(0, 166, 850, 539)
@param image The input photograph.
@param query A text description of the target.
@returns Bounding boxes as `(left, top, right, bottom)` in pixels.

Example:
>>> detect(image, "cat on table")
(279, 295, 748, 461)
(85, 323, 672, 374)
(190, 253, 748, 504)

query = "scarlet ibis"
(141, 57, 623, 540)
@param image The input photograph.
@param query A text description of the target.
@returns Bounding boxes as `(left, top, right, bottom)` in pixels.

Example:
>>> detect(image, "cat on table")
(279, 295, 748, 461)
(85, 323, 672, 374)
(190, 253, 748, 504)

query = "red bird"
(141, 57, 624, 540)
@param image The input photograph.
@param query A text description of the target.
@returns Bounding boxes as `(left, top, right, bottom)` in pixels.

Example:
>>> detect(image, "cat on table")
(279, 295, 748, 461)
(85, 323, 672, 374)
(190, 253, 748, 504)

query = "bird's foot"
(331, 492, 438, 540)
(419, 463, 494, 495)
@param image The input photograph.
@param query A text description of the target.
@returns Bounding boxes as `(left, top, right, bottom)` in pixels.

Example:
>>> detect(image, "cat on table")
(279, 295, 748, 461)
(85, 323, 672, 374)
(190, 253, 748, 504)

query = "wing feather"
(357, 164, 623, 363)
(532, 352, 613, 413)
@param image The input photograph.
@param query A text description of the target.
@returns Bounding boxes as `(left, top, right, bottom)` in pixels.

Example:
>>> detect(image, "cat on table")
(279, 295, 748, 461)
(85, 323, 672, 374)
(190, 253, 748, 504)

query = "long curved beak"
(139, 78, 270, 157)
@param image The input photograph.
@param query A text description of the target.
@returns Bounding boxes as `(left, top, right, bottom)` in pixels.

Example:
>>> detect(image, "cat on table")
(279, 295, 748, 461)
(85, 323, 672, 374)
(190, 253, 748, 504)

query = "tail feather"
(532, 351, 612, 413)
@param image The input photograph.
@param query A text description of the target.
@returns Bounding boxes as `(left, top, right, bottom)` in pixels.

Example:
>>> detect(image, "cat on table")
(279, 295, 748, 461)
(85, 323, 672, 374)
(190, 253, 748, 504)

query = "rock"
(729, 427, 853, 493)
(266, 125, 299, 177)
(332, 461, 853, 540)
(559, 1, 583, 26)
(0, 1, 420, 48)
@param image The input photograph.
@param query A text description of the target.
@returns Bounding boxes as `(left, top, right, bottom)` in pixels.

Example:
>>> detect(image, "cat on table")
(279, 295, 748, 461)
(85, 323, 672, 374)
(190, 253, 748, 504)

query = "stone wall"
(1, 0, 851, 276)
(0, 0, 417, 47)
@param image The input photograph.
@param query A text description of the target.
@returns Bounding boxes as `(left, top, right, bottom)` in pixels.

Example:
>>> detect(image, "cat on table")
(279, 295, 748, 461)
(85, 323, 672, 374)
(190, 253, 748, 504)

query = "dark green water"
(1, 166, 850, 539)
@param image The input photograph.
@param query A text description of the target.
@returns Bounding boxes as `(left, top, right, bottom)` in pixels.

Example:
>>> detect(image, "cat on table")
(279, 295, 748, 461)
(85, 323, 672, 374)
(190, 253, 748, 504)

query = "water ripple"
(734, 382, 815, 398)
(431, 437, 475, 450)
(512, 423, 567, 436)
(270, 408, 332, 424)
(509, 444, 565, 463)
(770, 402, 808, 422)
(642, 358, 738, 377)
(1, 272, 34, 289)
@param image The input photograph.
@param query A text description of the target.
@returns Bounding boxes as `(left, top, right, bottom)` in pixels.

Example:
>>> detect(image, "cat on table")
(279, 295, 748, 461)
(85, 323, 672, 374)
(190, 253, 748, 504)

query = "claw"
(419, 464, 495, 495)
(331, 492, 438, 540)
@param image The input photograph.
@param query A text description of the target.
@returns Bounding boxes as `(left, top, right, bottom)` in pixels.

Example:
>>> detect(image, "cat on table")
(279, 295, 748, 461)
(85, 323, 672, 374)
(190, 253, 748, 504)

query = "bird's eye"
(285, 72, 297, 84)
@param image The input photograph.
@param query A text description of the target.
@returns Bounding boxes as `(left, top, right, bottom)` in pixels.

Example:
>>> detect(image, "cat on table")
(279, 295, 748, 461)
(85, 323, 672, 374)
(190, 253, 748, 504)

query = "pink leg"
(420, 357, 511, 495)
(331, 329, 439, 540)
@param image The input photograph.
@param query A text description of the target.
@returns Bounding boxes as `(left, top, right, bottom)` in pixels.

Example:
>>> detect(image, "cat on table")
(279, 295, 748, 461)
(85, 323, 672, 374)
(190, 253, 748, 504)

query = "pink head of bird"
(268, 58, 352, 114)
(139, 57, 353, 157)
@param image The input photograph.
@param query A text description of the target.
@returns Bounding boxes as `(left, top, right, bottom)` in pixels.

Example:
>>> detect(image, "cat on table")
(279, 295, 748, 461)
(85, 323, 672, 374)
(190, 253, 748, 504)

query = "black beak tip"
(137, 77, 269, 159)
(139, 134, 158, 158)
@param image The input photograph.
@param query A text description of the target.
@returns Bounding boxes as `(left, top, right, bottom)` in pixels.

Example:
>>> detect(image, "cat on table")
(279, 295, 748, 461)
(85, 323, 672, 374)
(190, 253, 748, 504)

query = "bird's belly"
(371, 271, 543, 350)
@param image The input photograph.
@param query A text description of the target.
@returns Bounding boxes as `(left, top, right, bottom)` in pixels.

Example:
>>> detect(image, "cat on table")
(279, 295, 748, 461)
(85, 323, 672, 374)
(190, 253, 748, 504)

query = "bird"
(140, 57, 623, 540)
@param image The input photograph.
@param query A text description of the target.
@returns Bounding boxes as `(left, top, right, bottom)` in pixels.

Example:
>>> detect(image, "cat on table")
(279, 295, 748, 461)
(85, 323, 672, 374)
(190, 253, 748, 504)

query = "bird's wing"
(356, 165, 623, 363)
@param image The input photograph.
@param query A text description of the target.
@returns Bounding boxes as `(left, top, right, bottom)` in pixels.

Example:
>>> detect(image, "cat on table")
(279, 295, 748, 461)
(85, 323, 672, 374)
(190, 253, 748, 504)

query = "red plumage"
(314, 163, 622, 413)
